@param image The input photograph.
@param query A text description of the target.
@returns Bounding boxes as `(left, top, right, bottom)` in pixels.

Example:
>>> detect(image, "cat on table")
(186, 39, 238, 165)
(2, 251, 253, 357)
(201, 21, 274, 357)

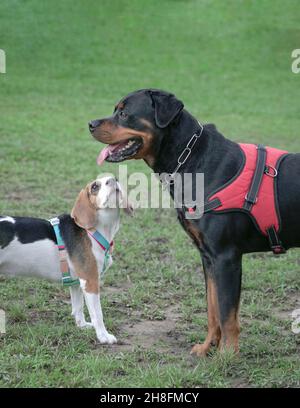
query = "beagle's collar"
(87, 229, 114, 276)
(87, 229, 114, 253)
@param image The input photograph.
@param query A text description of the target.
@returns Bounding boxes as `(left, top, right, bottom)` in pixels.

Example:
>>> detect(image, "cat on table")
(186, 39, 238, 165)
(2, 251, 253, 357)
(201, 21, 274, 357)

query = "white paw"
(97, 332, 117, 344)
(291, 309, 300, 319)
(80, 322, 94, 329)
(291, 309, 300, 334)
(76, 320, 93, 329)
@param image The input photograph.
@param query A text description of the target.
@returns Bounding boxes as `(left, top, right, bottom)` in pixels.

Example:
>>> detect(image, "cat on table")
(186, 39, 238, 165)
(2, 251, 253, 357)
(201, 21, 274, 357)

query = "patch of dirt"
(103, 283, 132, 294)
(150, 237, 169, 245)
(274, 293, 300, 321)
(110, 304, 186, 354)
(230, 378, 252, 388)
(28, 309, 56, 323)
(4, 188, 37, 203)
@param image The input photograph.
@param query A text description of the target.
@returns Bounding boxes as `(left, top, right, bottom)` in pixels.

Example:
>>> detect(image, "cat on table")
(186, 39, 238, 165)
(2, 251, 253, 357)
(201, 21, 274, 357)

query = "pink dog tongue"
(97, 144, 121, 166)
(97, 146, 110, 166)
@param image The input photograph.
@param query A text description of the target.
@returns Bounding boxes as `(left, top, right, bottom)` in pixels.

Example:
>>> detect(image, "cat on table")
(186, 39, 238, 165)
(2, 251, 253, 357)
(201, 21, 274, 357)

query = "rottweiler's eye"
(91, 182, 100, 194)
(119, 111, 128, 120)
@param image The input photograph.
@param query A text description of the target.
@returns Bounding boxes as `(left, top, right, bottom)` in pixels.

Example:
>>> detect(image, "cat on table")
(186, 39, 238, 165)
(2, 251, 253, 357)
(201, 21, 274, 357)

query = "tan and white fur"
(0, 176, 133, 344)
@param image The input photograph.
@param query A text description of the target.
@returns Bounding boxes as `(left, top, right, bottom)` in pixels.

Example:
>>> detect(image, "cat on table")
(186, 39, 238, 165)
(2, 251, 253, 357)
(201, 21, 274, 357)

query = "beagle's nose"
(89, 120, 100, 131)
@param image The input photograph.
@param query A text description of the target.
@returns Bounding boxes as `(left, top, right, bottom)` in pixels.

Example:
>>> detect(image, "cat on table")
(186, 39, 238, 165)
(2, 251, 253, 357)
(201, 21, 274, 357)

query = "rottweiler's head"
(89, 89, 184, 167)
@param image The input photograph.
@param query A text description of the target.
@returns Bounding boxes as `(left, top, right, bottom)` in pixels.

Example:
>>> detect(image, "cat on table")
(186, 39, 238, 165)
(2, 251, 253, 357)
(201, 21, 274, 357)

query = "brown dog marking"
(70, 182, 100, 294)
(115, 102, 124, 111)
(140, 118, 153, 128)
(93, 121, 156, 166)
(93, 122, 145, 145)
(181, 218, 223, 356)
(71, 183, 98, 229)
(70, 232, 99, 294)
(219, 309, 240, 353)
(182, 219, 203, 248)
(191, 276, 221, 357)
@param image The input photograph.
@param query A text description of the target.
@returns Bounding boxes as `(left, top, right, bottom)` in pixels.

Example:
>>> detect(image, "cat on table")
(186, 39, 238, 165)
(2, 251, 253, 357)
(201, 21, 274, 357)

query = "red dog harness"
(201, 144, 288, 254)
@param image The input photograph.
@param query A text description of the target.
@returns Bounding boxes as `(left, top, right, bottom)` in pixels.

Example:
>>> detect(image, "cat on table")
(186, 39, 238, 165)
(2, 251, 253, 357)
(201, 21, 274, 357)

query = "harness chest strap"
(49, 218, 114, 286)
(49, 217, 80, 286)
(243, 144, 267, 212)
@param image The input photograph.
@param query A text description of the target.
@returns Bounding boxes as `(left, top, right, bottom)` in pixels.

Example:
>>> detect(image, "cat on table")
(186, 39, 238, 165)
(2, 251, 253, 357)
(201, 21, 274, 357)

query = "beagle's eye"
(119, 111, 128, 120)
(91, 182, 100, 194)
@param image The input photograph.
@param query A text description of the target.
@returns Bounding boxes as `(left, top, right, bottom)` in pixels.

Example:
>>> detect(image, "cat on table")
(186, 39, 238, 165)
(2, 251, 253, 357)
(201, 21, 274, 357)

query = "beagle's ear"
(71, 187, 97, 229)
(118, 184, 134, 216)
(150, 91, 184, 129)
(122, 197, 134, 216)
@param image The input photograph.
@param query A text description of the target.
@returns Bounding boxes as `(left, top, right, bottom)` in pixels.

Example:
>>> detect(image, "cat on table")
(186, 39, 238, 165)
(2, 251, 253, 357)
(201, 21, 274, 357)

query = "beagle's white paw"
(76, 319, 93, 329)
(79, 321, 94, 329)
(291, 309, 300, 334)
(98, 332, 117, 344)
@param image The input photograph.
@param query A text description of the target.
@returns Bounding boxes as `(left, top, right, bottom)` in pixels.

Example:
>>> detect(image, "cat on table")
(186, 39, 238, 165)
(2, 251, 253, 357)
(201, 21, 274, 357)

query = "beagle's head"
(71, 176, 133, 230)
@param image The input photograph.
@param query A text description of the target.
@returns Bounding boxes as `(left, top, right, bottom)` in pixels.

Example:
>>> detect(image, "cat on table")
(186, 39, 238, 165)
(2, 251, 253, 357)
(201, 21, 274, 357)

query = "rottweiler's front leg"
(191, 256, 221, 356)
(191, 278, 221, 356)
(191, 251, 242, 356)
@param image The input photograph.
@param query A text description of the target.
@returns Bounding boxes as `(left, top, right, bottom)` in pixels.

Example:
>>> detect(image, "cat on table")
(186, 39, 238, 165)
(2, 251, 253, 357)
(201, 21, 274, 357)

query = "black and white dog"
(0, 176, 133, 344)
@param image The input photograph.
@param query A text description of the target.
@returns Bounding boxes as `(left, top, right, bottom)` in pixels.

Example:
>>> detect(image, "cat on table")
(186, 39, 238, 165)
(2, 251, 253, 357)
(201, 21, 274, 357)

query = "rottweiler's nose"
(89, 120, 100, 131)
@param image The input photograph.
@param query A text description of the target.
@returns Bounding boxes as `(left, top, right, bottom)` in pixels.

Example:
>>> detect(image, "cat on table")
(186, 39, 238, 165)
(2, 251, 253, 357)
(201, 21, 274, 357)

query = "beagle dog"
(0, 176, 133, 344)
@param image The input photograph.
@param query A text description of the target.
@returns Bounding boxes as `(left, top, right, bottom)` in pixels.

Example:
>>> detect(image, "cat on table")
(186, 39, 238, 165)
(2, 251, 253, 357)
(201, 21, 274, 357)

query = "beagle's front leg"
(70, 285, 93, 329)
(80, 279, 117, 344)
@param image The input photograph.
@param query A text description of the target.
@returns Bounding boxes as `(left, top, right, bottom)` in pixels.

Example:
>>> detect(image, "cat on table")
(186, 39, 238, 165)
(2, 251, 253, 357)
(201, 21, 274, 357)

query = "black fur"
(90, 89, 300, 352)
(0, 215, 86, 257)
(59, 214, 88, 265)
(150, 90, 184, 128)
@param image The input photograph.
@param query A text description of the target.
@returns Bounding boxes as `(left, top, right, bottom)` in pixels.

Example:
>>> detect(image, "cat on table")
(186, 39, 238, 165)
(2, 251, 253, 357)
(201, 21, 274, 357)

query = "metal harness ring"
(264, 165, 278, 178)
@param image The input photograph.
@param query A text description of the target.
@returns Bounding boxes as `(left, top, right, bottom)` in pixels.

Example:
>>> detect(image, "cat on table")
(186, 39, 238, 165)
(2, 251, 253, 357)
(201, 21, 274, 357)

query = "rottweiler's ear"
(150, 91, 184, 128)
(71, 186, 97, 229)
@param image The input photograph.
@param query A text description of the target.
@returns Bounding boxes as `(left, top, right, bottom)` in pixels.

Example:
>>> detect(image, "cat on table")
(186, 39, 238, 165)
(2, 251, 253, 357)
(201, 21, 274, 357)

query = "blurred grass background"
(0, 0, 299, 387)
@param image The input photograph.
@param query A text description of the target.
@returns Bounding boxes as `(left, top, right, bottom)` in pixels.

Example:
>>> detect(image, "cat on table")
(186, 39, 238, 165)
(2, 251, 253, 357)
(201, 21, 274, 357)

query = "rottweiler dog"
(89, 89, 300, 356)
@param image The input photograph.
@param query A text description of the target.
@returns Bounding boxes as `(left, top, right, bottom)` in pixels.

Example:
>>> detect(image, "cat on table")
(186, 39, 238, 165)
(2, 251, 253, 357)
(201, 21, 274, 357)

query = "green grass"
(0, 0, 300, 388)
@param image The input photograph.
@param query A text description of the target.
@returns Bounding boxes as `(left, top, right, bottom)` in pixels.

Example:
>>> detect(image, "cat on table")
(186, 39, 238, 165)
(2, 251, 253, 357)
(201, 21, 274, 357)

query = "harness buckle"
(245, 194, 257, 205)
(271, 245, 286, 255)
(49, 217, 60, 226)
(183, 205, 204, 220)
(267, 226, 286, 255)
